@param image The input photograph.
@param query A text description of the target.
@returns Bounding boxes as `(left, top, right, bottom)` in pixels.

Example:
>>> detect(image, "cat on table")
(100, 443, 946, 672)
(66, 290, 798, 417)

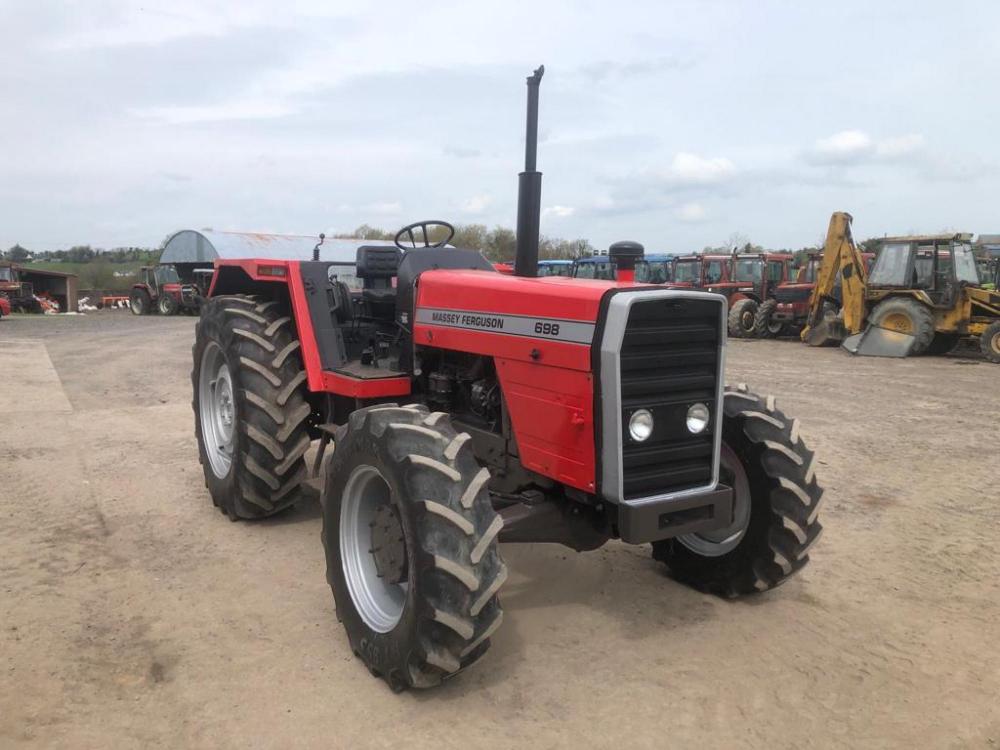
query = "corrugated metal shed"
(160, 230, 396, 265)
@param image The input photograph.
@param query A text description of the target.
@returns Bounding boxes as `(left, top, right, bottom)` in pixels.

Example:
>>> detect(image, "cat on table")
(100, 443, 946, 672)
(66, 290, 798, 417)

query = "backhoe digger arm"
(801, 211, 868, 343)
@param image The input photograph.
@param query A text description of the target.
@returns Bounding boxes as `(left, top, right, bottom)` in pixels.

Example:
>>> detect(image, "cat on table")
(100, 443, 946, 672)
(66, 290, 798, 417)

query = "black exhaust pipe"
(514, 65, 544, 277)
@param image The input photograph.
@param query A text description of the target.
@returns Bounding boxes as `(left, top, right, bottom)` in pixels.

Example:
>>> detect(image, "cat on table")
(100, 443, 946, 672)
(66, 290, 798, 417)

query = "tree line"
(2, 244, 162, 264)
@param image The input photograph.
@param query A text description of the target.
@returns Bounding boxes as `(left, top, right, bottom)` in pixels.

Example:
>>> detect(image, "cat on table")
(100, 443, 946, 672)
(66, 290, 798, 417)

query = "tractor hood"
(413, 269, 644, 371)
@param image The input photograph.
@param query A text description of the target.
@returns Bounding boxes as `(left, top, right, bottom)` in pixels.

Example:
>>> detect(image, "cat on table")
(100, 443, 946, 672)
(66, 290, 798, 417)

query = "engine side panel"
(414, 270, 622, 492)
(495, 358, 595, 492)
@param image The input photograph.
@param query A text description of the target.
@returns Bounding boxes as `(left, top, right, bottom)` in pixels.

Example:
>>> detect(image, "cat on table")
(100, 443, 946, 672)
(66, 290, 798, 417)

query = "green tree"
(5, 244, 30, 262)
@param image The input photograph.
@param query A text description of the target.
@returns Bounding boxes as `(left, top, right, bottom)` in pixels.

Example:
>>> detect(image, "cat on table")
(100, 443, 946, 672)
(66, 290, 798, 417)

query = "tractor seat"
(356, 245, 401, 317)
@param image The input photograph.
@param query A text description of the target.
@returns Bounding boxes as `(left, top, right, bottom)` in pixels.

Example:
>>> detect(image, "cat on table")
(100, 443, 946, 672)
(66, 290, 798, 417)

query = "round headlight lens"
(686, 403, 710, 434)
(628, 409, 654, 442)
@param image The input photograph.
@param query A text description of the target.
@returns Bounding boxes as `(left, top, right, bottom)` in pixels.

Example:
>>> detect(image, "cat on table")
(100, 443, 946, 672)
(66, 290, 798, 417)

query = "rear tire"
(868, 297, 935, 355)
(130, 288, 151, 316)
(753, 299, 786, 338)
(191, 295, 311, 519)
(981, 321, 1000, 364)
(652, 384, 823, 597)
(728, 299, 759, 338)
(323, 404, 506, 691)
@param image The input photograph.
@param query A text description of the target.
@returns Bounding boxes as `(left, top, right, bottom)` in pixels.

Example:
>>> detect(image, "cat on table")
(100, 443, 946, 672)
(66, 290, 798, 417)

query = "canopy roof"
(160, 230, 396, 265)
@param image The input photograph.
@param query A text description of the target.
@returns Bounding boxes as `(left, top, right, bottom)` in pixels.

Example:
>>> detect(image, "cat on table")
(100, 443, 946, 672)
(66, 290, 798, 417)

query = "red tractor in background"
(131, 264, 213, 316)
(191, 68, 824, 691)
(758, 250, 876, 338)
(669, 253, 793, 338)
(0, 295, 10, 319)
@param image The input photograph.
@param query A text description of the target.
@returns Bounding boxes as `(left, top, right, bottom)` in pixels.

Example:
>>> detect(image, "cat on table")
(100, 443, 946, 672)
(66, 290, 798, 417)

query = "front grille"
(774, 286, 811, 304)
(618, 297, 720, 501)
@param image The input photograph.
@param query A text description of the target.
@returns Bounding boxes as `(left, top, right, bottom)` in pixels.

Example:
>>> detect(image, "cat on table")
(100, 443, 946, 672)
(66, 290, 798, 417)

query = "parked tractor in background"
(536, 259, 574, 277)
(803, 212, 1000, 362)
(0, 262, 41, 313)
(190, 68, 824, 691)
(977, 256, 999, 290)
(0, 295, 10, 319)
(131, 264, 213, 316)
(572, 253, 674, 283)
(668, 252, 793, 338)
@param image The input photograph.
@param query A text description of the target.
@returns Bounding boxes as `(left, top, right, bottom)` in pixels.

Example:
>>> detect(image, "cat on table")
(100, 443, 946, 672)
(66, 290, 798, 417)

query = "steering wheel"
(394, 220, 455, 251)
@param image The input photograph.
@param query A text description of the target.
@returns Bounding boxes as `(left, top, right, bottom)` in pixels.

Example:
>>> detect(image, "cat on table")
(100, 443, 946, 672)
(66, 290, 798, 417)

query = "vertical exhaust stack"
(514, 65, 544, 278)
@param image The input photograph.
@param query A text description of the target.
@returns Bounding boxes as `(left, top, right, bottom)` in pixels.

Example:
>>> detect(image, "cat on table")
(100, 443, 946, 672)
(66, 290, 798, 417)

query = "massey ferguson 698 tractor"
(191, 68, 824, 691)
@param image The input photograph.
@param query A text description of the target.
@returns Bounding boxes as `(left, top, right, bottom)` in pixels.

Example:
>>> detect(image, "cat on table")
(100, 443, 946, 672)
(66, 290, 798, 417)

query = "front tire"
(868, 297, 935, 355)
(753, 299, 786, 338)
(652, 384, 823, 597)
(323, 404, 506, 691)
(728, 299, 759, 338)
(191, 295, 311, 519)
(981, 321, 1000, 364)
(158, 293, 178, 316)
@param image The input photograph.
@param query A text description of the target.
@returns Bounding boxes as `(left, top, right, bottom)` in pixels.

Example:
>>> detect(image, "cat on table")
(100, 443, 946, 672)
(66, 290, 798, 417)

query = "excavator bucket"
(802, 314, 845, 347)
(842, 324, 916, 358)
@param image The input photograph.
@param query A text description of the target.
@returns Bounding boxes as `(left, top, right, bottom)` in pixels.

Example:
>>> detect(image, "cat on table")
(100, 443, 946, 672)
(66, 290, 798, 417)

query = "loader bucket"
(802, 315, 845, 347)
(842, 324, 916, 358)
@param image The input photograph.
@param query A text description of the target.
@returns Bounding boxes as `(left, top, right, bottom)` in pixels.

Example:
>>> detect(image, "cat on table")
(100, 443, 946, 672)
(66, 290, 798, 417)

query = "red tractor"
(0, 295, 10, 319)
(130, 264, 213, 316)
(669, 253, 793, 338)
(191, 68, 824, 691)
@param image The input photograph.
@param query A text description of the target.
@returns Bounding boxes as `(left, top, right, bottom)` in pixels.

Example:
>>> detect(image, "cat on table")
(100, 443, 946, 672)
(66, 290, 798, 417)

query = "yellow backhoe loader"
(801, 212, 1000, 362)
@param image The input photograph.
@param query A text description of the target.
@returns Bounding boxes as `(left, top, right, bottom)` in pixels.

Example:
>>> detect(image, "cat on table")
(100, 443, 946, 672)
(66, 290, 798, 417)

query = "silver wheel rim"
(133, 296, 142, 313)
(159, 296, 170, 313)
(768, 318, 783, 334)
(340, 465, 406, 633)
(677, 442, 751, 557)
(198, 343, 235, 479)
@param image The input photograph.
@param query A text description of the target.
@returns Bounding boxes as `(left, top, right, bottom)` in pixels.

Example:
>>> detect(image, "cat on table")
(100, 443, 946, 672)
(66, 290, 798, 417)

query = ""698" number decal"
(534, 321, 561, 337)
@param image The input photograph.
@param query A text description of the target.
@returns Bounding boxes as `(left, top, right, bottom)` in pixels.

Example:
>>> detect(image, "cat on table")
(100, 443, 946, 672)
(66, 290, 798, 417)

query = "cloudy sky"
(2, 0, 998, 253)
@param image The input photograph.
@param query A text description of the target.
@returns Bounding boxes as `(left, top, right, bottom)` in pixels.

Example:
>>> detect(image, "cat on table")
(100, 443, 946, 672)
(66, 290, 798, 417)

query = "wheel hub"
(198, 343, 235, 478)
(340, 465, 407, 633)
(370, 504, 408, 584)
(676, 442, 752, 557)
(882, 312, 914, 333)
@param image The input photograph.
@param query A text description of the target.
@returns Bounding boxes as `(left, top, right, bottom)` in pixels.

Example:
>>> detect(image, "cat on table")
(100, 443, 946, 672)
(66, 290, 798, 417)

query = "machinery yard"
(2, 311, 997, 749)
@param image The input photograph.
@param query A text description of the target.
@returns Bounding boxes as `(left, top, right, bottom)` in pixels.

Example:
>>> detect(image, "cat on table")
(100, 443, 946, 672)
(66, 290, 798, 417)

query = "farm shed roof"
(159, 230, 396, 265)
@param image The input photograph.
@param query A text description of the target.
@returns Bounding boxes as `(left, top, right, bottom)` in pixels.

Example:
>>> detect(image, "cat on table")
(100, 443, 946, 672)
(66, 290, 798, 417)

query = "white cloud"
(876, 133, 925, 158)
(542, 205, 575, 218)
(461, 195, 492, 214)
(132, 100, 294, 124)
(815, 130, 874, 159)
(667, 152, 737, 185)
(675, 202, 707, 222)
(809, 130, 925, 164)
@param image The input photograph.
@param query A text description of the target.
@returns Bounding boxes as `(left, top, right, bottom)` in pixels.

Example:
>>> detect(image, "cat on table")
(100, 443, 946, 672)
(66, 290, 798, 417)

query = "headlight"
(686, 403, 710, 434)
(628, 409, 654, 442)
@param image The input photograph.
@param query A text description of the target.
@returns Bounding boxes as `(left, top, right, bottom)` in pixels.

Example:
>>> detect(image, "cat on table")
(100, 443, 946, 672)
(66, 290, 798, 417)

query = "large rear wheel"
(323, 404, 506, 691)
(191, 295, 311, 519)
(652, 384, 823, 597)
(130, 288, 151, 316)
(868, 297, 935, 355)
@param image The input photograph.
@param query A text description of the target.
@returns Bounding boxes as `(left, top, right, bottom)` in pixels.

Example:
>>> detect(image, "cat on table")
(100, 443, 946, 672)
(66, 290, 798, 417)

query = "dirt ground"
(1, 310, 998, 749)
